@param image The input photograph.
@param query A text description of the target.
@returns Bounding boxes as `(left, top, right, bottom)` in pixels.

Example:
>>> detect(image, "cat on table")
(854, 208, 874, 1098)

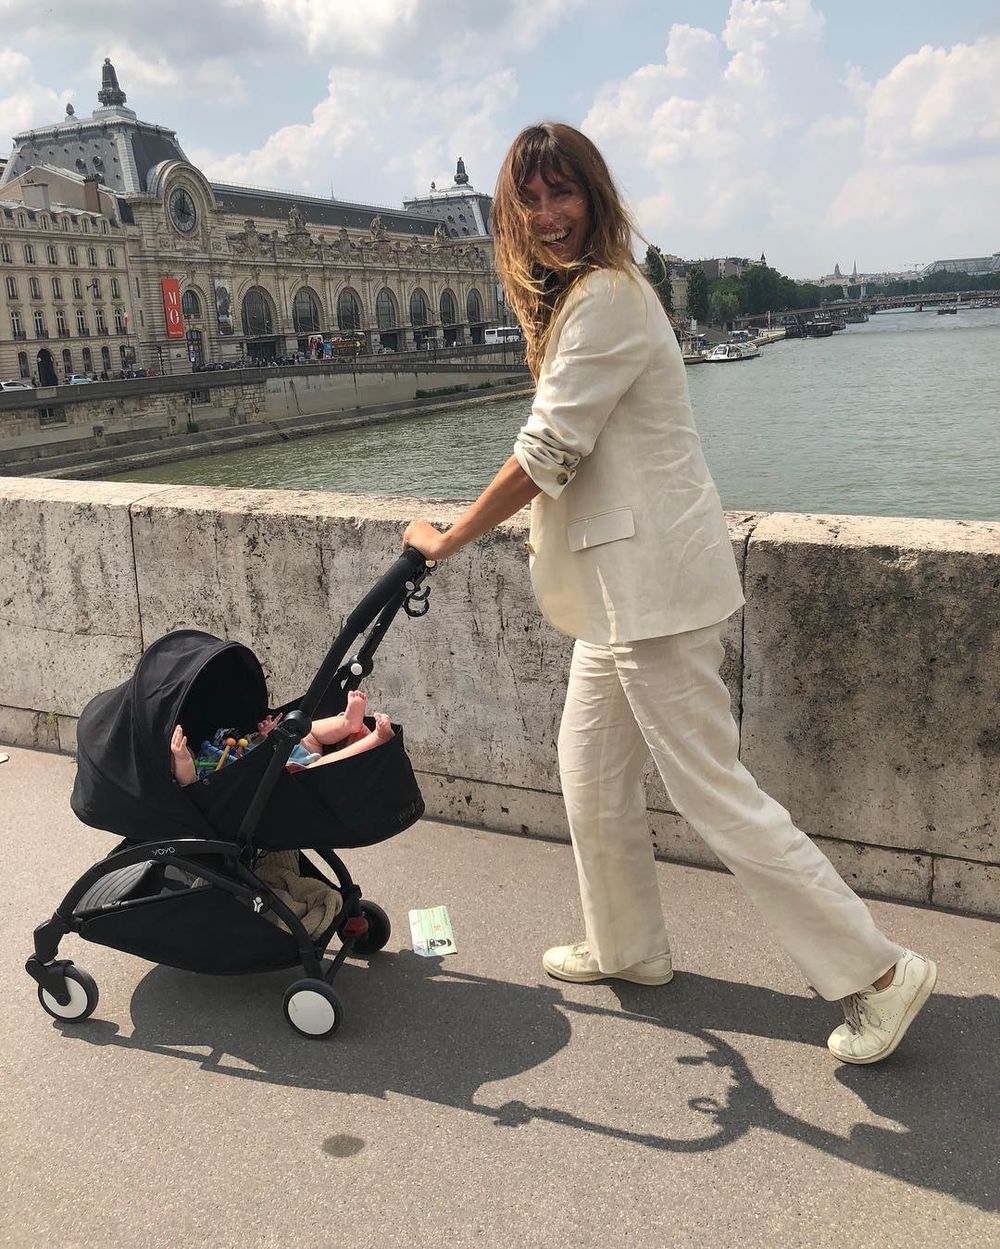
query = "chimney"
(83, 174, 102, 215)
(21, 179, 51, 212)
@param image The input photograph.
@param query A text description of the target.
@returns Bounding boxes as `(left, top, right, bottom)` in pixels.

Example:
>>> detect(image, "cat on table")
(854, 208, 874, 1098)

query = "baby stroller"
(25, 549, 433, 1039)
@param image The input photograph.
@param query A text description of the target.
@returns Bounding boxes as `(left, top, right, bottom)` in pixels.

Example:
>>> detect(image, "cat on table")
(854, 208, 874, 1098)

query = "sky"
(1, 0, 998, 278)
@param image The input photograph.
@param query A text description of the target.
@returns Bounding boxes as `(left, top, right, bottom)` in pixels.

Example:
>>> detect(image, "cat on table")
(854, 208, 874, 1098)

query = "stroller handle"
(343, 547, 429, 637)
(296, 547, 431, 725)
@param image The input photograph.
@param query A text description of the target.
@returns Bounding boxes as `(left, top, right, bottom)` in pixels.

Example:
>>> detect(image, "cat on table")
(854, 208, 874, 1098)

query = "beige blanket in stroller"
(253, 850, 343, 938)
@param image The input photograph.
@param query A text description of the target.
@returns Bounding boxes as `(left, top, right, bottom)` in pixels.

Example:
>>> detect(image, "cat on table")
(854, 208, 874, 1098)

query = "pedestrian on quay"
(402, 121, 936, 1065)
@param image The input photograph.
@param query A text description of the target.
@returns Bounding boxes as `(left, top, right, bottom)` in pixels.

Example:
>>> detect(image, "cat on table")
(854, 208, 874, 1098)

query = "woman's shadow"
(59, 952, 998, 1211)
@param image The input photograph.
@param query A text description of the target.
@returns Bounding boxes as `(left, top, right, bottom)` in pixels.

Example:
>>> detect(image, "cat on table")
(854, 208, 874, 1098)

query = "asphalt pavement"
(3, 745, 998, 1248)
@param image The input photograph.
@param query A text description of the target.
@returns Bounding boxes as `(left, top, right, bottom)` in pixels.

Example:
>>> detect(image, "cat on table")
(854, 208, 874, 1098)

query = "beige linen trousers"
(558, 626, 903, 1001)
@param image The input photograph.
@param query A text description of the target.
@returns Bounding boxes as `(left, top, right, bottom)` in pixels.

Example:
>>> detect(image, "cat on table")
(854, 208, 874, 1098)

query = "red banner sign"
(161, 278, 185, 339)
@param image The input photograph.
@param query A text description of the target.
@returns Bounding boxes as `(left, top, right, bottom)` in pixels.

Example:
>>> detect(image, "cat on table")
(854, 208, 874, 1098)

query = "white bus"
(484, 326, 524, 345)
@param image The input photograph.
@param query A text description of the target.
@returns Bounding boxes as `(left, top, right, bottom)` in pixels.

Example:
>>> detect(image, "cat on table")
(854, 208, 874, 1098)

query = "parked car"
(1, 379, 34, 390)
(66, 374, 94, 384)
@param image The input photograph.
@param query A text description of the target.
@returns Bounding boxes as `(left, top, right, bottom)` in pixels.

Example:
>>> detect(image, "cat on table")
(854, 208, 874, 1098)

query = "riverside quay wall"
(0, 355, 529, 472)
(2, 478, 998, 917)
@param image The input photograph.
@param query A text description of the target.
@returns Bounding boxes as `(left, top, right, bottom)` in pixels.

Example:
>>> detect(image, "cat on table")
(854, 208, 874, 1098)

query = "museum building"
(0, 59, 497, 383)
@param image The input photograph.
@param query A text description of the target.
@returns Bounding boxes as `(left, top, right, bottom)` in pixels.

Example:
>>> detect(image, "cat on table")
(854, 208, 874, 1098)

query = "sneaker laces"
(840, 993, 870, 1034)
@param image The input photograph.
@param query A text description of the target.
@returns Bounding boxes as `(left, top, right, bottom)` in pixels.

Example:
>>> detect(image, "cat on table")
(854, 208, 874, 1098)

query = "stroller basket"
(73, 859, 302, 975)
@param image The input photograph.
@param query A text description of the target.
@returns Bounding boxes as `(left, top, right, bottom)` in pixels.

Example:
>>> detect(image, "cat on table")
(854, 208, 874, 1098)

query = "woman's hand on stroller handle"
(402, 519, 451, 562)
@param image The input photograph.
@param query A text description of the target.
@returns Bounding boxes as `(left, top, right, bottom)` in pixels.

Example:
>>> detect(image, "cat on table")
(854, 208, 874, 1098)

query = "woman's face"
(521, 168, 590, 264)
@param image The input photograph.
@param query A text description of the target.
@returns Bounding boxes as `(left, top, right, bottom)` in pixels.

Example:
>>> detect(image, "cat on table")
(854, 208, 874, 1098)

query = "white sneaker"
(827, 949, 937, 1065)
(543, 940, 674, 986)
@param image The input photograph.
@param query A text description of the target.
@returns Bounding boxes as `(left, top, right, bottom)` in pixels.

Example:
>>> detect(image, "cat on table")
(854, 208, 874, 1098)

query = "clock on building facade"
(168, 187, 197, 234)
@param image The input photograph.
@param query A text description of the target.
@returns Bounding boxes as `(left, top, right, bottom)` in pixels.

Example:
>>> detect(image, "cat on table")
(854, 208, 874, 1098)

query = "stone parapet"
(1, 479, 996, 916)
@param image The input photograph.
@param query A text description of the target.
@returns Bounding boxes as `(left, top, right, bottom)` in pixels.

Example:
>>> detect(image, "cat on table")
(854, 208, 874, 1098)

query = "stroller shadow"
(59, 955, 998, 1212)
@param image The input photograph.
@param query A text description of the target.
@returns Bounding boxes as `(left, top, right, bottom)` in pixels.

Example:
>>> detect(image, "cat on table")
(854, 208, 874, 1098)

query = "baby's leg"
(304, 713, 393, 769)
(303, 690, 368, 753)
(170, 725, 197, 786)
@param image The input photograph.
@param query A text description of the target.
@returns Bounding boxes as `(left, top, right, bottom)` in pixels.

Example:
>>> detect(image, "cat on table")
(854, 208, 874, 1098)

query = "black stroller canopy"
(72, 630, 268, 841)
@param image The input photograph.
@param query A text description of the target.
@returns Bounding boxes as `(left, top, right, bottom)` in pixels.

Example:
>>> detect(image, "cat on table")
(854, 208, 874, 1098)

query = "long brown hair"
(493, 122, 639, 378)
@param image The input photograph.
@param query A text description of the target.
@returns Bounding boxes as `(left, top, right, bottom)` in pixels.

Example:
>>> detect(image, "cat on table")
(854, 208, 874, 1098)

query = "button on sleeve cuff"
(513, 435, 578, 500)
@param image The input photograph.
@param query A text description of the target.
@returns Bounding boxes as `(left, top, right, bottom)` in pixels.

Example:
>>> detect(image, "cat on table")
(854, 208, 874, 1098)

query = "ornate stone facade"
(0, 61, 497, 379)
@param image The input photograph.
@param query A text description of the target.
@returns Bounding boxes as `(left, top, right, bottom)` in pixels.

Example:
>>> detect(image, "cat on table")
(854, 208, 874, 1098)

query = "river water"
(108, 306, 1000, 521)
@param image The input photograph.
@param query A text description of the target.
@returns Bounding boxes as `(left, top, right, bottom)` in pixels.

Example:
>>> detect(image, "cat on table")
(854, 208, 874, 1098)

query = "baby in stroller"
(168, 690, 395, 786)
(167, 691, 396, 940)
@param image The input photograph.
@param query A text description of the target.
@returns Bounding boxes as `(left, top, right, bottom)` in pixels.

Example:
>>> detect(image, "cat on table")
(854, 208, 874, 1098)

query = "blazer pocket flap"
(567, 507, 636, 552)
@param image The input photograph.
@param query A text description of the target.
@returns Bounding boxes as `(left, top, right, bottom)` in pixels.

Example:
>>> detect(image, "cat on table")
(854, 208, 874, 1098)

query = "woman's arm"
(403, 268, 648, 561)
(402, 454, 540, 561)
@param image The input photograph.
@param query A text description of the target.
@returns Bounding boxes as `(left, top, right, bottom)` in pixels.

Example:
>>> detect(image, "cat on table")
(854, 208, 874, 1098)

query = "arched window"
(440, 289, 458, 326)
(337, 287, 362, 332)
(17, 351, 29, 379)
(81, 346, 93, 372)
(466, 287, 484, 324)
(292, 287, 321, 334)
(241, 286, 274, 337)
(62, 348, 73, 375)
(375, 288, 397, 330)
(409, 287, 430, 327)
(101, 346, 112, 372)
(181, 289, 201, 318)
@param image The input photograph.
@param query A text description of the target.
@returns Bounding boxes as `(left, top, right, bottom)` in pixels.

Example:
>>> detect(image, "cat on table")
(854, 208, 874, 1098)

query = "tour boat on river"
(704, 342, 760, 362)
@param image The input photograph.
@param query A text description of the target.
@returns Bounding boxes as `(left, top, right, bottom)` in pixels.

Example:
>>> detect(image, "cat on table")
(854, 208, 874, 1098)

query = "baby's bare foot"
(371, 712, 395, 745)
(170, 724, 197, 786)
(343, 689, 368, 737)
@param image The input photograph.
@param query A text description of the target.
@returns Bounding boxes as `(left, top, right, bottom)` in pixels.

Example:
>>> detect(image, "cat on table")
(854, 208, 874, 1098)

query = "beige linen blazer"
(513, 267, 744, 645)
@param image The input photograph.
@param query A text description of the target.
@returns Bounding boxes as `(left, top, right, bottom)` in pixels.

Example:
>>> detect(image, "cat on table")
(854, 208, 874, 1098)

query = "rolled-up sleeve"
(514, 270, 650, 499)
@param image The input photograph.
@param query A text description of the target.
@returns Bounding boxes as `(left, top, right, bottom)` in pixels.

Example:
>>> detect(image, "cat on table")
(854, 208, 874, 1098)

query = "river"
(107, 306, 1000, 522)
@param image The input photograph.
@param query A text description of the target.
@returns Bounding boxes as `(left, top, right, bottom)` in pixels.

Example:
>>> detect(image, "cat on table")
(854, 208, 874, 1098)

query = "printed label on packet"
(408, 905, 457, 957)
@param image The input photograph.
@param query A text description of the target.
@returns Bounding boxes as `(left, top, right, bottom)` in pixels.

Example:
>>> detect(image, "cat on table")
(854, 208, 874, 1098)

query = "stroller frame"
(26, 548, 432, 1038)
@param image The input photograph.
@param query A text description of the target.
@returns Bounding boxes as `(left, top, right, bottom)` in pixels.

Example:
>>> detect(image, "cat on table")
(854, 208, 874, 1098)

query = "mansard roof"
(1, 108, 188, 196)
(211, 184, 438, 236)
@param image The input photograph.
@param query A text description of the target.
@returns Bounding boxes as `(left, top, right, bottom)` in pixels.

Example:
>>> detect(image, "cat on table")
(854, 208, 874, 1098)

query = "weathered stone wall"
(1, 477, 997, 916)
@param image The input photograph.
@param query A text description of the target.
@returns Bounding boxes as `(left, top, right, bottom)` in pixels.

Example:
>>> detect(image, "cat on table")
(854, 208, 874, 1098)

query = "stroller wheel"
(37, 964, 100, 1022)
(351, 901, 391, 957)
(283, 979, 344, 1039)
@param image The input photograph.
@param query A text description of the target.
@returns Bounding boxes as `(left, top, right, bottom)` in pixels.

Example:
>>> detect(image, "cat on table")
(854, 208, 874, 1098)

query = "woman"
(402, 123, 935, 1065)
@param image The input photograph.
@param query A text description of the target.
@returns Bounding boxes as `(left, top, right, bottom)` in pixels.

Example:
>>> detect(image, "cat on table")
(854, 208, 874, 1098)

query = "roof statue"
(287, 203, 304, 232)
(454, 157, 469, 186)
(98, 57, 127, 108)
(369, 214, 386, 240)
(65, 103, 75, 117)
(833, 262, 842, 278)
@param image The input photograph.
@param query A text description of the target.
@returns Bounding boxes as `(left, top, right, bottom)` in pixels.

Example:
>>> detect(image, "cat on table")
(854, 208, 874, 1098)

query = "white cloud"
(4, 0, 580, 78)
(828, 34, 1000, 254)
(861, 36, 1000, 164)
(87, 45, 249, 109)
(0, 52, 72, 140)
(193, 67, 517, 203)
(582, 2, 1000, 275)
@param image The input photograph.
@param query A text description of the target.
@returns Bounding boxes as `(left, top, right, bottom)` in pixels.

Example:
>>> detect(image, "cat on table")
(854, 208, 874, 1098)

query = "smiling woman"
(399, 120, 936, 1067)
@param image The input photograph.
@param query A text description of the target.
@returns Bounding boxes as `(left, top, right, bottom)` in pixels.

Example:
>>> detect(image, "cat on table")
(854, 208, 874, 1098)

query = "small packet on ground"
(409, 905, 457, 957)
